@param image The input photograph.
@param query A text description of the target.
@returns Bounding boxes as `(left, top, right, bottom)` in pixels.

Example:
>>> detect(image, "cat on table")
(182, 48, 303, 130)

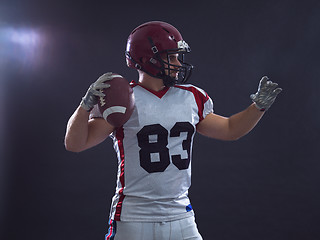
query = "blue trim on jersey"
(105, 219, 117, 240)
(186, 204, 193, 212)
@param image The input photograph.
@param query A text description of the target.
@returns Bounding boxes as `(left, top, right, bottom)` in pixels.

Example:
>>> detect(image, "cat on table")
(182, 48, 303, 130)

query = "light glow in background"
(0, 25, 47, 70)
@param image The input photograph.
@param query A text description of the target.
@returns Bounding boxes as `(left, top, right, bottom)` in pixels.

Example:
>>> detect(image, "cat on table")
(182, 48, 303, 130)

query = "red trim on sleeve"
(174, 85, 210, 121)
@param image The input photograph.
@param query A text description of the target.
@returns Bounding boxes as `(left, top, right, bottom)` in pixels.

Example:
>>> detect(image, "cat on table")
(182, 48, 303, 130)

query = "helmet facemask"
(155, 52, 193, 87)
(148, 39, 193, 87)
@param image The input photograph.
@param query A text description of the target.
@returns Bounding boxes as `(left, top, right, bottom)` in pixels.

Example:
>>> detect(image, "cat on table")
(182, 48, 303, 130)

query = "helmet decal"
(177, 40, 191, 52)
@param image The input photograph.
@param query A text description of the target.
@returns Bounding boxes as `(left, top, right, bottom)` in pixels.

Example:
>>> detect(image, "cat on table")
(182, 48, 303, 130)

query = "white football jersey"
(90, 82, 213, 222)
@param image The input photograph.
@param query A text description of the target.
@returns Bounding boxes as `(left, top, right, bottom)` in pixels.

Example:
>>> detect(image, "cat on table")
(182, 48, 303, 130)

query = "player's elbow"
(64, 140, 85, 153)
(65, 145, 85, 153)
(65, 144, 80, 153)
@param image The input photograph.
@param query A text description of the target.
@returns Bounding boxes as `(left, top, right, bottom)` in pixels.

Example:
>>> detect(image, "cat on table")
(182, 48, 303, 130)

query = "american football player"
(64, 21, 282, 240)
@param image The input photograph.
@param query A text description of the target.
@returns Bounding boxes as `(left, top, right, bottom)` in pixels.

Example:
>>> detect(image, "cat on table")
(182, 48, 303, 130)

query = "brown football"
(98, 73, 135, 127)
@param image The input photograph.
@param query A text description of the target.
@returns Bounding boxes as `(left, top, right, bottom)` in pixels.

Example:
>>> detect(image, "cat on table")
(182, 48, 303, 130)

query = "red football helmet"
(125, 21, 193, 86)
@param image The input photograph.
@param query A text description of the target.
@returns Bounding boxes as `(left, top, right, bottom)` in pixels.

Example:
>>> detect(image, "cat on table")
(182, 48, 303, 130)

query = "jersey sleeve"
(89, 105, 103, 119)
(193, 86, 214, 121)
(203, 95, 214, 118)
(174, 84, 214, 122)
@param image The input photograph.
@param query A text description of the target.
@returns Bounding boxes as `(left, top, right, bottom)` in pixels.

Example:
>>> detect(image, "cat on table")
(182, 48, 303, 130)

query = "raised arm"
(197, 76, 282, 140)
(64, 73, 116, 152)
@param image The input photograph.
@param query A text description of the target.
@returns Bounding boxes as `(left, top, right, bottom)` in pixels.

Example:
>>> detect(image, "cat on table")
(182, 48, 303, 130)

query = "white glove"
(80, 72, 121, 111)
(250, 76, 282, 111)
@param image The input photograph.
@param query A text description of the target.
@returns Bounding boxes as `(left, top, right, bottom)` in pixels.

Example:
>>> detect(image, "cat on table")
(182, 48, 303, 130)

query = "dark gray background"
(1, 0, 319, 239)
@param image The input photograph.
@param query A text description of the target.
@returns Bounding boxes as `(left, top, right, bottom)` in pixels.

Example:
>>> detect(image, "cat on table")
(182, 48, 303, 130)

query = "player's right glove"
(80, 72, 115, 111)
(250, 76, 282, 111)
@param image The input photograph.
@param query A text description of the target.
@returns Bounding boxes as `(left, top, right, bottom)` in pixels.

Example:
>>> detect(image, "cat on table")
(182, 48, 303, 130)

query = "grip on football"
(97, 73, 135, 127)
(80, 73, 113, 111)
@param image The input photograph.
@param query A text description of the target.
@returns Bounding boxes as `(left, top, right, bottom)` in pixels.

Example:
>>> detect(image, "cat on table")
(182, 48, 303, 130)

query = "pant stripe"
(105, 219, 117, 240)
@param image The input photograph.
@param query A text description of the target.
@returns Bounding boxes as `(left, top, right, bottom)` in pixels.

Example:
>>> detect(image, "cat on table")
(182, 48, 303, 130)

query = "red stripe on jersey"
(174, 85, 210, 121)
(114, 127, 125, 221)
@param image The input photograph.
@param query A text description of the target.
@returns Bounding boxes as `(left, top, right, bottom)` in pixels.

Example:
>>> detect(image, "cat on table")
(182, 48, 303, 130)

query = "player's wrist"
(80, 99, 92, 112)
(80, 96, 96, 112)
(252, 102, 266, 112)
(80, 89, 99, 112)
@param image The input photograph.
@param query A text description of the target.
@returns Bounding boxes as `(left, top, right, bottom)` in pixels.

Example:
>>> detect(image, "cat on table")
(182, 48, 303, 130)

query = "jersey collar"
(131, 80, 170, 99)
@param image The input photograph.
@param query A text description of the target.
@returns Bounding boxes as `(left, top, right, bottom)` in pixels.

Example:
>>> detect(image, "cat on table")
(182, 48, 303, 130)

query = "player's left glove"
(250, 76, 282, 111)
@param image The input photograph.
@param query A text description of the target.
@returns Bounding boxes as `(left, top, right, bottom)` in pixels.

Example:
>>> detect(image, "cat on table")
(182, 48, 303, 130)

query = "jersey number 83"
(137, 122, 194, 173)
